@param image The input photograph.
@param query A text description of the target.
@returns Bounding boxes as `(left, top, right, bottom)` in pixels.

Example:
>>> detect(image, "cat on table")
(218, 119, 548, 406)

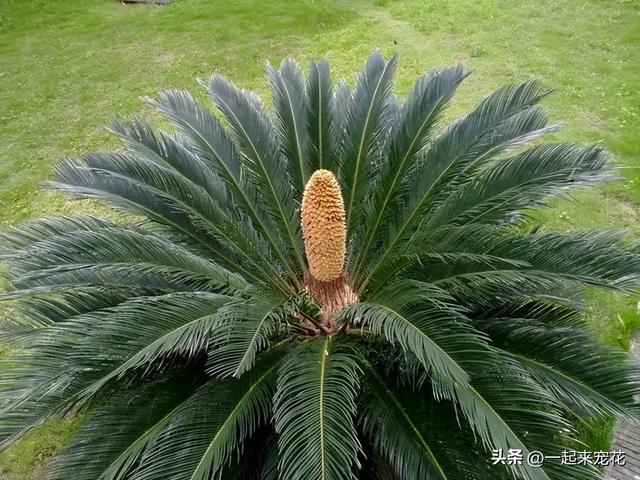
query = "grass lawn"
(0, 0, 638, 477)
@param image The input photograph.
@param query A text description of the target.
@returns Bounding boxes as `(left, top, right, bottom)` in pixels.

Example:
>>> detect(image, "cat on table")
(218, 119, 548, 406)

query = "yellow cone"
(301, 170, 346, 282)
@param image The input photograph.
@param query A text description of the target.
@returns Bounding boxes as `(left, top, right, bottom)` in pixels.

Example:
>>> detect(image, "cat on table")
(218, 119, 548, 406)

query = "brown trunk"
(304, 273, 358, 332)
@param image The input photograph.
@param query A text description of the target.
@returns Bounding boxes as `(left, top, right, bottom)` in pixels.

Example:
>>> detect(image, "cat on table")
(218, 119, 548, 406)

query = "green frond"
(47, 155, 291, 289)
(268, 58, 312, 195)
(206, 287, 290, 378)
(2, 263, 220, 299)
(274, 337, 362, 480)
(127, 347, 284, 480)
(206, 74, 306, 274)
(351, 65, 468, 279)
(68, 292, 233, 403)
(434, 268, 586, 307)
(482, 317, 640, 420)
(146, 89, 301, 285)
(307, 59, 335, 172)
(1, 225, 247, 292)
(339, 51, 398, 234)
(339, 280, 494, 385)
(146, 89, 242, 183)
(454, 361, 601, 480)
(361, 363, 448, 480)
(401, 227, 640, 307)
(108, 115, 232, 210)
(0, 287, 133, 336)
(359, 80, 552, 292)
(41, 376, 203, 480)
(0, 292, 232, 448)
(0, 215, 117, 254)
(361, 362, 502, 480)
(420, 143, 610, 232)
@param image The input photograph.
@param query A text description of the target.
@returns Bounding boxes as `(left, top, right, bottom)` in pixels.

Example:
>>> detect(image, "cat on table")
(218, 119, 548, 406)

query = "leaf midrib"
(354, 93, 449, 279)
(212, 93, 306, 275)
(346, 60, 392, 232)
(365, 363, 448, 480)
(190, 361, 279, 480)
(367, 301, 470, 384)
(233, 300, 283, 377)
(279, 73, 307, 189)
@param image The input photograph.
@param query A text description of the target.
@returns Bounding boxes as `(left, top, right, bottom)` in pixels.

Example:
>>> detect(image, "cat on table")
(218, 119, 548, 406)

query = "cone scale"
(301, 170, 346, 282)
(301, 170, 357, 328)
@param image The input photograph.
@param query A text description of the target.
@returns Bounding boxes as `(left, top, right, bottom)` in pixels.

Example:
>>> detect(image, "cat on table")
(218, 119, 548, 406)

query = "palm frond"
(127, 346, 284, 480)
(433, 375, 555, 480)
(206, 287, 290, 378)
(481, 317, 640, 420)
(360, 80, 552, 292)
(361, 362, 448, 480)
(1, 225, 247, 292)
(339, 51, 397, 234)
(361, 361, 505, 480)
(351, 65, 468, 279)
(307, 59, 335, 172)
(108, 115, 232, 210)
(0, 215, 117, 254)
(0, 291, 232, 448)
(47, 155, 291, 289)
(419, 143, 610, 232)
(453, 360, 600, 480)
(41, 375, 203, 480)
(269, 58, 312, 195)
(206, 74, 306, 274)
(0, 287, 134, 338)
(274, 337, 362, 480)
(339, 280, 494, 386)
(147, 89, 301, 285)
(404, 226, 640, 305)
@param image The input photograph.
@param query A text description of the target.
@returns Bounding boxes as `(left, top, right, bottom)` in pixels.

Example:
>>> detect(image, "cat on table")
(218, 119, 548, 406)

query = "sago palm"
(1, 52, 639, 480)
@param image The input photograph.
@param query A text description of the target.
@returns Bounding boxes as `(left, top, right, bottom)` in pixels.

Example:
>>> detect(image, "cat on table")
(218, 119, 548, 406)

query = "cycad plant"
(1, 52, 639, 480)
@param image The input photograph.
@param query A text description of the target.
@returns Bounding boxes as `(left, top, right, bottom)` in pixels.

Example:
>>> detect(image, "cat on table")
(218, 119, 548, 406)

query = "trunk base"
(304, 274, 358, 332)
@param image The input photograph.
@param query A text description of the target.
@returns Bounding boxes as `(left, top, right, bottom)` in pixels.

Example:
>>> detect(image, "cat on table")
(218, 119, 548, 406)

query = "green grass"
(0, 0, 638, 476)
(0, 419, 83, 480)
